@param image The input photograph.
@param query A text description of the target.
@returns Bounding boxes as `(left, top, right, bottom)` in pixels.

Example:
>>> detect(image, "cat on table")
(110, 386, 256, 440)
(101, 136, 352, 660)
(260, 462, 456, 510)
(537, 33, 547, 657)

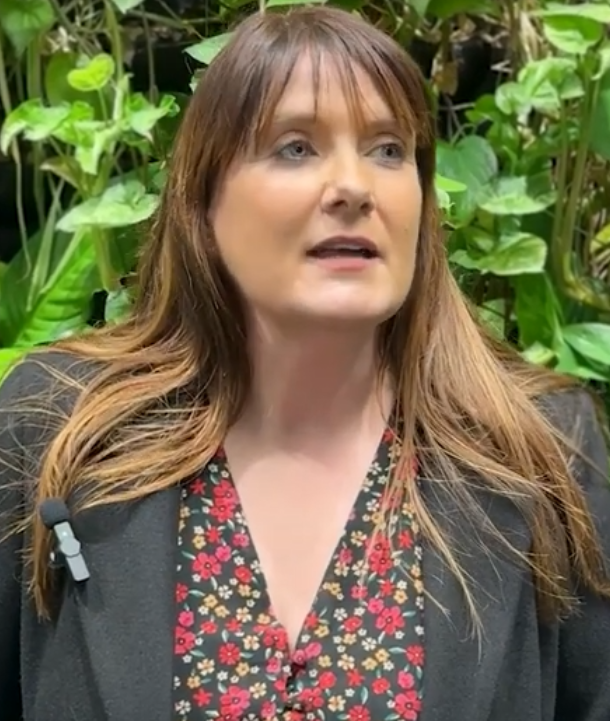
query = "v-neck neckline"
(216, 425, 399, 655)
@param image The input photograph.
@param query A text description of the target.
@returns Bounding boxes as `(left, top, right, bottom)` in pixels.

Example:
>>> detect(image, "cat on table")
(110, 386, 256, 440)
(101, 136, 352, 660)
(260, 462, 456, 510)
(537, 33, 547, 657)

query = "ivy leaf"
(0, 99, 71, 153)
(0, 0, 54, 55)
(435, 136, 497, 225)
(109, 0, 145, 11)
(57, 180, 159, 232)
(124, 94, 179, 140)
(185, 33, 232, 65)
(480, 174, 556, 215)
(68, 54, 116, 92)
(562, 323, 610, 366)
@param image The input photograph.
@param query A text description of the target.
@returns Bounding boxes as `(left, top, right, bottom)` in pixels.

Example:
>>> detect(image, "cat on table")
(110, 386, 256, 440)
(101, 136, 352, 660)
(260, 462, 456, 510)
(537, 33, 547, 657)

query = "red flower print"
(304, 611, 319, 629)
(406, 644, 425, 666)
(351, 585, 368, 600)
(379, 579, 394, 596)
(178, 610, 194, 628)
(200, 620, 217, 634)
(174, 626, 195, 655)
(372, 677, 390, 694)
(235, 565, 252, 584)
(369, 540, 392, 575)
(398, 671, 415, 690)
(219, 686, 250, 717)
(175, 583, 188, 603)
(193, 688, 212, 707)
(344, 615, 362, 633)
(348, 705, 371, 721)
(347, 669, 364, 686)
(261, 701, 277, 719)
(219, 642, 240, 665)
(215, 544, 232, 562)
(395, 690, 422, 720)
(192, 552, 221, 579)
(207, 527, 221, 543)
(399, 529, 414, 549)
(189, 478, 205, 495)
(367, 597, 384, 614)
(226, 617, 241, 633)
(231, 531, 250, 547)
(301, 686, 324, 708)
(376, 606, 405, 635)
(261, 626, 288, 650)
(303, 641, 322, 659)
(209, 499, 235, 523)
(213, 478, 238, 503)
(318, 671, 337, 689)
(338, 547, 353, 564)
(266, 656, 282, 674)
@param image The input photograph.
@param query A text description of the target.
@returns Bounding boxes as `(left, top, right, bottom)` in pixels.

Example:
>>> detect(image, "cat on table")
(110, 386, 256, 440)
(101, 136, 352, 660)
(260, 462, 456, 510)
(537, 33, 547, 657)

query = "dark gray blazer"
(1, 351, 609, 721)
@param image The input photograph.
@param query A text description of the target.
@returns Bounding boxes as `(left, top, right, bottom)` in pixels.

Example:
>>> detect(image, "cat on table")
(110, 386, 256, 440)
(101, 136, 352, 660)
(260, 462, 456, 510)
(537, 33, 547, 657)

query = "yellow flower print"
(328, 697, 345, 712)
(237, 584, 251, 597)
(214, 605, 229, 618)
(236, 608, 252, 622)
(187, 675, 201, 689)
(337, 655, 355, 671)
(343, 633, 357, 646)
(203, 595, 218, 609)
(314, 625, 329, 639)
(318, 655, 332, 668)
(179, 506, 191, 519)
(193, 535, 206, 550)
(243, 635, 260, 651)
(198, 659, 215, 675)
(415, 579, 424, 595)
(375, 648, 389, 663)
(362, 657, 377, 671)
(411, 563, 422, 579)
(250, 683, 266, 699)
(394, 589, 407, 604)
(235, 662, 249, 677)
(323, 582, 342, 598)
(350, 530, 366, 546)
(257, 613, 272, 625)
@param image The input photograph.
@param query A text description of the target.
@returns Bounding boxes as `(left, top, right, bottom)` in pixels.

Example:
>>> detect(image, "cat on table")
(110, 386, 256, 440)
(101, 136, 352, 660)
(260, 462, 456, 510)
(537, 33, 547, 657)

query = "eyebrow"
(269, 111, 403, 134)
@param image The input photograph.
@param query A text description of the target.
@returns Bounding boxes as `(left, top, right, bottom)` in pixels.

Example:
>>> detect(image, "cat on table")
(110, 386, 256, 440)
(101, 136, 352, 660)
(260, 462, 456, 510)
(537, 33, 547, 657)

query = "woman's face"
(210, 54, 423, 331)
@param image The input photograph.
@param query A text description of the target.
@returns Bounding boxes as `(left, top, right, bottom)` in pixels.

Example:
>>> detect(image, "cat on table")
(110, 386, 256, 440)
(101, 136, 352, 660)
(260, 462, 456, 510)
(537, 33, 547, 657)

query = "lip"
(307, 235, 380, 257)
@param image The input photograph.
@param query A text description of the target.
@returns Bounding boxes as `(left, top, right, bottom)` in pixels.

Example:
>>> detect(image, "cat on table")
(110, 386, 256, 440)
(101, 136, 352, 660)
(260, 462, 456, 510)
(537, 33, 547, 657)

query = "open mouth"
(307, 246, 378, 259)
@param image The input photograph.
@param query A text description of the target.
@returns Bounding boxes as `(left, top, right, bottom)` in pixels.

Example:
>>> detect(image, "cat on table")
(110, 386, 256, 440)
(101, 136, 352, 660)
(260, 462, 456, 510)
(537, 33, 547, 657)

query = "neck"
(236, 322, 392, 445)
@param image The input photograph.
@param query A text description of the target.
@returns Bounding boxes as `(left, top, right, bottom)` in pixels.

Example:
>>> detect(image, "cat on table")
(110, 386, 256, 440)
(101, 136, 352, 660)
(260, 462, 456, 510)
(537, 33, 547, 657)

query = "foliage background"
(0, 0, 609, 412)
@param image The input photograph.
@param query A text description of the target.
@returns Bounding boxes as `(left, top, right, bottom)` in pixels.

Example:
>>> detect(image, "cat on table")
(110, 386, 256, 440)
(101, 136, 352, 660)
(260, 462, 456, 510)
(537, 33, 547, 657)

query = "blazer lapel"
(69, 487, 181, 721)
(418, 473, 532, 721)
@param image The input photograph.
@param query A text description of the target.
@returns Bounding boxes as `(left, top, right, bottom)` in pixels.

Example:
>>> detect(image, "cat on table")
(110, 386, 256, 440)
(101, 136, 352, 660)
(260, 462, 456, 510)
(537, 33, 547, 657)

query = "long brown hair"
(6, 6, 610, 625)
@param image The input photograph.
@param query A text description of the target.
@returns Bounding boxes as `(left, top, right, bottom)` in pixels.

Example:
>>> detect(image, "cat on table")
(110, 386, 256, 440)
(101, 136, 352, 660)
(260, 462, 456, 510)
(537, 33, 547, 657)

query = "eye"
(275, 139, 315, 161)
(370, 141, 406, 164)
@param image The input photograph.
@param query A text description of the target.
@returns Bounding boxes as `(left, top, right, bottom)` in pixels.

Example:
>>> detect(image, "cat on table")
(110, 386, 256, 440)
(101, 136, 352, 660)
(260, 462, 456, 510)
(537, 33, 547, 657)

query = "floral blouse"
(172, 428, 425, 721)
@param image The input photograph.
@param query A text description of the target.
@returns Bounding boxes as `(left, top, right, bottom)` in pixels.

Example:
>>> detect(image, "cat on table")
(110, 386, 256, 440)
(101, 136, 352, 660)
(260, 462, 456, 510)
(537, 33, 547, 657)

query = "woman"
(1, 6, 609, 721)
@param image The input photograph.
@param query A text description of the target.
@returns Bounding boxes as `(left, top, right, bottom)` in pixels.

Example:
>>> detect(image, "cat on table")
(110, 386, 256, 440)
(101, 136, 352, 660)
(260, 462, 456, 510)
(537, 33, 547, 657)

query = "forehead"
(271, 53, 396, 124)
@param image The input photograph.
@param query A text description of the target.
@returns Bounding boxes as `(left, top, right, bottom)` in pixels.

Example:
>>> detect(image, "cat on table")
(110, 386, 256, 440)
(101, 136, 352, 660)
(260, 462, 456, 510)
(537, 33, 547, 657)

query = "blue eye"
(275, 139, 314, 161)
(371, 142, 406, 163)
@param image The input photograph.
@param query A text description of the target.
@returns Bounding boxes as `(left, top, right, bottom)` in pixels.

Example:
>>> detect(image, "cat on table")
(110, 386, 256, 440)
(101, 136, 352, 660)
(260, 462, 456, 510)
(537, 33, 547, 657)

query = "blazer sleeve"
(554, 390, 610, 721)
(0, 360, 30, 721)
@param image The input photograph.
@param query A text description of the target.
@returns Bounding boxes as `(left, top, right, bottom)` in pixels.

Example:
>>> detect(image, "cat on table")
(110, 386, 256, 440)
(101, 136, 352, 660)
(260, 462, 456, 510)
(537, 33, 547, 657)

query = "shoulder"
(0, 349, 98, 399)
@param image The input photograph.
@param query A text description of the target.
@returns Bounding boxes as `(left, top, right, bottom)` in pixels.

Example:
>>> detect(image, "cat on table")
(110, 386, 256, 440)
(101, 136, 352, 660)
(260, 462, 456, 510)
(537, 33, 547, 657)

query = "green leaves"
(67, 54, 115, 93)
(57, 180, 159, 233)
(562, 323, 610, 366)
(451, 232, 547, 276)
(185, 33, 233, 65)
(535, 3, 610, 55)
(436, 136, 497, 225)
(479, 175, 556, 216)
(0, 229, 99, 349)
(0, 0, 54, 55)
(109, 0, 145, 11)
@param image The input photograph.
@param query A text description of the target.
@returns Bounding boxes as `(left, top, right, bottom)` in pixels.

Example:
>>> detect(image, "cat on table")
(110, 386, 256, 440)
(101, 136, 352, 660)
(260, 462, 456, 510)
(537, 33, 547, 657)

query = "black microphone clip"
(38, 498, 90, 583)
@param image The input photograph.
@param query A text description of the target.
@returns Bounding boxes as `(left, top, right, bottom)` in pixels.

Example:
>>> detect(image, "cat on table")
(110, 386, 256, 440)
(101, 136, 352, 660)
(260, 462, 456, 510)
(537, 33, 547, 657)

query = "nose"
(321, 155, 375, 221)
